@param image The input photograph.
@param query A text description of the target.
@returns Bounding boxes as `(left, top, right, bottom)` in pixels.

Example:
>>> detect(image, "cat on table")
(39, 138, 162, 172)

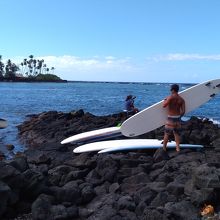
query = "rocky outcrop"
(0, 110, 220, 219)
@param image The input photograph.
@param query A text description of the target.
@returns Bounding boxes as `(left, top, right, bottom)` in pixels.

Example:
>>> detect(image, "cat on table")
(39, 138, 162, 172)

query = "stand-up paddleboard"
(98, 139, 203, 153)
(0, 118, 8, 129)
(73, 139, 203, 153)
(61, 126, 122, 144)
(121, 79, 220, 137)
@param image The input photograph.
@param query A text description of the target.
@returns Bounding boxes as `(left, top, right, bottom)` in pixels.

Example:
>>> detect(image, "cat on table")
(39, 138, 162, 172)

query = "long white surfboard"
(0, 118, 8, 129)
(98, 139, 203, 154)
(61, 126, 121, 144)
(73, 138, 158, 153)
(121, 79, 220, 137)
(73, 139, 203, 153)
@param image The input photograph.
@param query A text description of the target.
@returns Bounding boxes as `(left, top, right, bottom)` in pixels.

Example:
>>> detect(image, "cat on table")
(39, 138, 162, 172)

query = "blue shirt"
(125, 99, 134, 111)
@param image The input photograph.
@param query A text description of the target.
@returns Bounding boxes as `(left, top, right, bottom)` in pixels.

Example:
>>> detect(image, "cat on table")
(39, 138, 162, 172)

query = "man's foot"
(176, 147, 180, 152)
(163, 147, 167, 151)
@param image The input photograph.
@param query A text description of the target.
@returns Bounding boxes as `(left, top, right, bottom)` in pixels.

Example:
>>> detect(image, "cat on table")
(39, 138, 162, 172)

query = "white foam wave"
(209, 118, 220, 125)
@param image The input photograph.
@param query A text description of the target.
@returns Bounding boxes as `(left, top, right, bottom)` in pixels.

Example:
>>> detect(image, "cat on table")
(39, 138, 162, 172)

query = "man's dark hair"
(170, 84, 179, 92)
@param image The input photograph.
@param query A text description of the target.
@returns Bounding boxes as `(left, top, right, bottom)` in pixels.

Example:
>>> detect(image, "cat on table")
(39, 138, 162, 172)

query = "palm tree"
(33, 59, 37, 76)
(37, 59, 44, 74)
(23, 59, 28, 76)
(5, 59, 12, 77)
(20, 62, 24, 75)
(0, 55, 4, 78)
(51, 67, 55, 74)
(43, 64, 47, 74)
(5, 59, 18, 78)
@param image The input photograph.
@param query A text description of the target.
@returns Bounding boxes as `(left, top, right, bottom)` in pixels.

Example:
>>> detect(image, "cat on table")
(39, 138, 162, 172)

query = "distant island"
(0, 54, 67, 82)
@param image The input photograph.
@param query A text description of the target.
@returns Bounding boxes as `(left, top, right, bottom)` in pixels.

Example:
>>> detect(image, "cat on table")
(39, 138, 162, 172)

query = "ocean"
(0, 81, 219, 157)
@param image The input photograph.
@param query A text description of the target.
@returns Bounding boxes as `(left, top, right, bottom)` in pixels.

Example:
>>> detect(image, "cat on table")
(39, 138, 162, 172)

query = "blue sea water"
(0, 81, 219, 157)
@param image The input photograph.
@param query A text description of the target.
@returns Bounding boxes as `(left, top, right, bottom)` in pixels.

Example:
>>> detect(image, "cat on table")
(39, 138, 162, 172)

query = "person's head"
(170, 84, 179, 93)
(126, 95, 133, 101)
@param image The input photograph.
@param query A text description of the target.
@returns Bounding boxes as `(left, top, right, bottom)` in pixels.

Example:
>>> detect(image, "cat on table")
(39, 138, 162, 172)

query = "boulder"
(192, 164, 220, 188)
(0, 181, 12, 216)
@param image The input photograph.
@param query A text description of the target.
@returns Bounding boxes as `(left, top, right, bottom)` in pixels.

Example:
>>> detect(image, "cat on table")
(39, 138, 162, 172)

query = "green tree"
(0, 54, 62, 81)
(43, 64, 47, 74)
(22, 58, 28, 76)
(0, 55, 4, 78)
(35, 73, 61, 81)
(5, 59, 19, 78)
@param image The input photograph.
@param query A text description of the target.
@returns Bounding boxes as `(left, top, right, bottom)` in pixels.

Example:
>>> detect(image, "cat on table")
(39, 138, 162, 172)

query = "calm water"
(0, 82, 220, 157)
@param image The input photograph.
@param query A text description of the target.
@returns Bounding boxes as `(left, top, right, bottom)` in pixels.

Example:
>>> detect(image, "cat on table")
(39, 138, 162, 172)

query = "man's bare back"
(163, 94, 185, 116)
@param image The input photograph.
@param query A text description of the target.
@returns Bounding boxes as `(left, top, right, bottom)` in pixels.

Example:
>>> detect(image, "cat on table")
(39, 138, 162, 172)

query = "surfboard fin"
(205, 82, 211, 87)
(210, 93, 216, 98)
(160, 139, 172, 144)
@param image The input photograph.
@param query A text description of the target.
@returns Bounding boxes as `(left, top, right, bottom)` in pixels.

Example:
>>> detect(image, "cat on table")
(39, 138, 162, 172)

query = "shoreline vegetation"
(0, 54, 66, 83)
(0, 75, 67, 83)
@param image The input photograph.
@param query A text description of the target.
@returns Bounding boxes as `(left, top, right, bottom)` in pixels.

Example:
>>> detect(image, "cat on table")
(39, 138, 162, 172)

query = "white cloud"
(149, 53, 220, 62)
(27, 55, 139, 81)
(38, 55, 135, 72)
(3, 54, 220, 83)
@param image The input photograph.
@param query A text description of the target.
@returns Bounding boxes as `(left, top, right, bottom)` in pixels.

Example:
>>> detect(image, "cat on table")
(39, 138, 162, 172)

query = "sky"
(1, 0, 220, 83)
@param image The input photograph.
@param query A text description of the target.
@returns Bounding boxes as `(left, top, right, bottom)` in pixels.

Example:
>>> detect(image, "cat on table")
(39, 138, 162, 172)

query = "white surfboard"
(61, 126, 121, 144)
(73, 138, 158, 153)
(73, 139, 203, 153)
(121, 79, 220, 137)
(98, 139, 203, 154)
(0, 118, 8, 129)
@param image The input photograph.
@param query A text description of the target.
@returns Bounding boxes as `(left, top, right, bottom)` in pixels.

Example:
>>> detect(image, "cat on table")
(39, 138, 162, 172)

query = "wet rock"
(31, 194, 54, 220)
(212, 137, 220, 152)
(9, 156, 29, 172)
(22, 169, 47, 199)
(117, 195, 136, 211)
(70, 109, 85, 117)
(109, 182, 120, 194)
(153, 148, 170, 162)
(123, 172, 151, 186)
(192, 164, 220, 188)
(142, 207, 169, 220)
(49, 181, 81, 204)
(0, 162, 24, 190)
(166, 181, 185, 197)
(0, 181, 12, 216)
(164, 200, 199, 220)
(96, 155, 119, 182)
(0, 151, 6, 160)
(6, 144, 15, 151)
(150, 191, 177, 207)
(134, 186, 156, 205)
(84, 194, 118, 220)
(190, 188, 216, 207)
(80, 184, 96, 204)
(48, 165, 76, 186)
(50, 204, 78, 220)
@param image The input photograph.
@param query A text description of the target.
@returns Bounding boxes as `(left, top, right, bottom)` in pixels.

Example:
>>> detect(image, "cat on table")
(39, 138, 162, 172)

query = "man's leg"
(163, 132, 169, 151)
(174, 132, 180, 152)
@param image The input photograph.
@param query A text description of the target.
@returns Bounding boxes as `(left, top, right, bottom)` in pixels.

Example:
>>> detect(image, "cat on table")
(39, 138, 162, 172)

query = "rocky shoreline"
(0, 110, 220, 220)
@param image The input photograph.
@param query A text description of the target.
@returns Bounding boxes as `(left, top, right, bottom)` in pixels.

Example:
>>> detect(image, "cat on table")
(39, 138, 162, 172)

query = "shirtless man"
(162, 84, 185, 152)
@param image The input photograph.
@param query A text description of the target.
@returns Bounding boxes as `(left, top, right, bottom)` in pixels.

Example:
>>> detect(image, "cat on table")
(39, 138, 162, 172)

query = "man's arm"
(180, 99, 185, 116)
(163, 96, 170, 108)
